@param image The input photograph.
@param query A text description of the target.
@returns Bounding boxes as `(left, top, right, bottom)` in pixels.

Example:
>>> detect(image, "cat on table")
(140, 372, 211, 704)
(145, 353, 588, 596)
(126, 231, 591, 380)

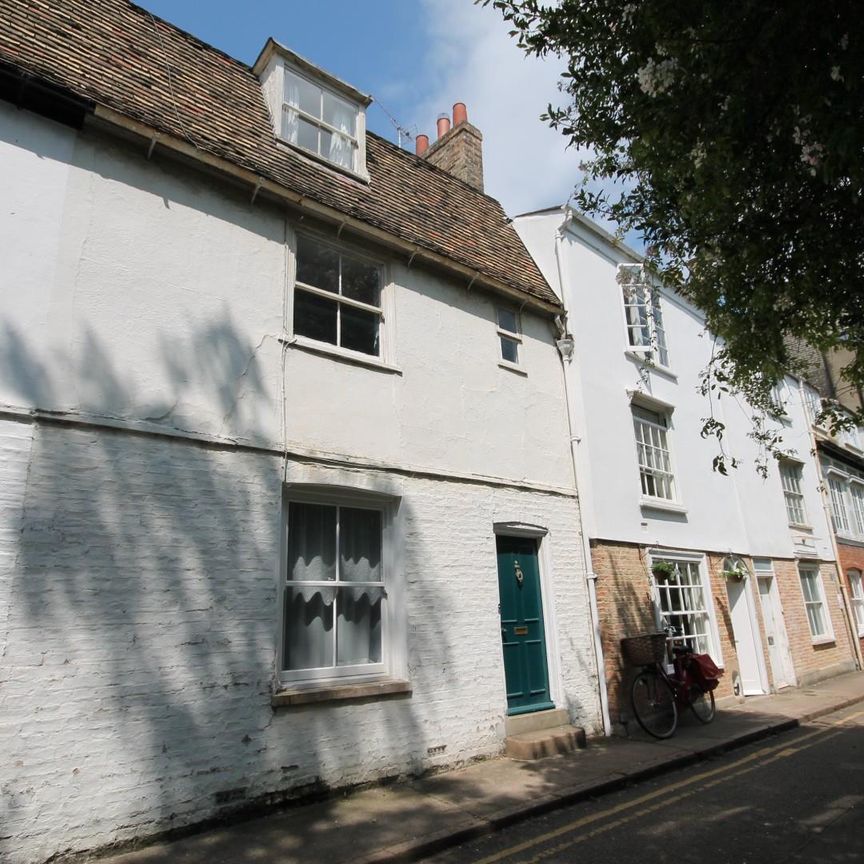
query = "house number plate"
(514, 626, 529, 636)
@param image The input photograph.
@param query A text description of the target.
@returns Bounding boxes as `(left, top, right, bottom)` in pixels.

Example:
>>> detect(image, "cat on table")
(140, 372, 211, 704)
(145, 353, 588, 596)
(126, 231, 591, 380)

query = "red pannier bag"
(690, 653, 722, 691)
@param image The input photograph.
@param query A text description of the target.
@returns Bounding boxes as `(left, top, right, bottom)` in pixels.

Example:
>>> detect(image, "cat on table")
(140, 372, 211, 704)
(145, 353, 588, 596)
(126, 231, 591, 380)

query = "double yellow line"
(471, 710, 864, 864)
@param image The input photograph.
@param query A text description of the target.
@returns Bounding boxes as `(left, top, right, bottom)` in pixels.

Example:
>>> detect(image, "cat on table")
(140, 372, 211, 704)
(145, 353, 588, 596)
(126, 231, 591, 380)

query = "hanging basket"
(651, 561, 676, 582)
(621, 632, 668, 666)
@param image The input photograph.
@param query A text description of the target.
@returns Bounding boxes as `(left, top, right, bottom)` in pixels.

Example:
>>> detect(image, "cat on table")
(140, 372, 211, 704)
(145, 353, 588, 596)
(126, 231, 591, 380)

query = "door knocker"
(514, 560, 525, 587)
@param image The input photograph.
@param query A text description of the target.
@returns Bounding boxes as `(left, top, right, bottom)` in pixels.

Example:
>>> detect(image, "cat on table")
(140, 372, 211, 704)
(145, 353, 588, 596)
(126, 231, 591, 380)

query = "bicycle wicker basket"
(620, 632, 668, 666)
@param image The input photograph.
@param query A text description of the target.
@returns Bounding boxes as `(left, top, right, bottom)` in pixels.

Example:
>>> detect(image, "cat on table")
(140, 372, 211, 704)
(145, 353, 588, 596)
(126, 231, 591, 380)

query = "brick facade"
(0, 418, 601, 864)
(829, 541, 864, 662)
(591, 539, 855, 730)
(423, 122, 485, 192)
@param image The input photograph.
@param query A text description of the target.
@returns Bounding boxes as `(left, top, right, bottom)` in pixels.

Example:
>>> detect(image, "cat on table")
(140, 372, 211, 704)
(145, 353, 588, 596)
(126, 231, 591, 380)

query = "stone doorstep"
(505, 725, 588, 761)
(504, 707, 570, 736)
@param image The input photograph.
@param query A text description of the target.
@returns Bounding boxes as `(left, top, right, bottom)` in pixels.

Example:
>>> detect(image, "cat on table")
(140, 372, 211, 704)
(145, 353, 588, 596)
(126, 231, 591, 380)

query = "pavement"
(101, 672, 864, 864)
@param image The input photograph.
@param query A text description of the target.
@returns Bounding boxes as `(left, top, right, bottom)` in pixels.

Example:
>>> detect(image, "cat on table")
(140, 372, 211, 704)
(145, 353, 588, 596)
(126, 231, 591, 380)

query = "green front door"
(496, 535, 554, 715)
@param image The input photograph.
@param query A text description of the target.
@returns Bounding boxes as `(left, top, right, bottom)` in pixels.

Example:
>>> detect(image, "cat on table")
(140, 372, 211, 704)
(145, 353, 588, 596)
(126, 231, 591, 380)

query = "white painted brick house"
(0, 3, 603, 862)
(515, 206, 861, 730)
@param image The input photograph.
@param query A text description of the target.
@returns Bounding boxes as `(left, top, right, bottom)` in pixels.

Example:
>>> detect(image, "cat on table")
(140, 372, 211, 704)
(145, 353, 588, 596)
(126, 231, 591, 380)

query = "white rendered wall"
(0, 424, 598, 864)
(515, 210, 834, 561)
(0, 103, 573, 491)
(0, 107, 600, 862)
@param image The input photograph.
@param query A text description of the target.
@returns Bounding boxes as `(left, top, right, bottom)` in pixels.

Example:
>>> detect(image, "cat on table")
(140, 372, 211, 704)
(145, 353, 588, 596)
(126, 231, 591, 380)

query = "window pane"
(326, 132, 354, 169)
(285, 69, 321, 117)
(806, 603, 825, 636)
(283, 588, 334, 670)
(497, 308, 518, 334)
(336, 589, 382, 666)
(296, 236, 339, 293)
(281, 105, 299, 145)
(294, 290, 337, 344)
(341, 305, 379, 355)
(296, 116, 320, 154)
(342, 255, 380, 306)
(500, 336, 519, 364)
(633, 405, 664, 427)
(339, 507, 382, 582)
(322, 91, 357, 136)
(288, 503, 336, 581)
(656, 561, 710, 653)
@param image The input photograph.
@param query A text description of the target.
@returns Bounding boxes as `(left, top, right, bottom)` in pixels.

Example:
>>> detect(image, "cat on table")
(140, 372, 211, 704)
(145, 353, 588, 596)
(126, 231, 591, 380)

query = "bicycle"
(621, 630, 720, 739)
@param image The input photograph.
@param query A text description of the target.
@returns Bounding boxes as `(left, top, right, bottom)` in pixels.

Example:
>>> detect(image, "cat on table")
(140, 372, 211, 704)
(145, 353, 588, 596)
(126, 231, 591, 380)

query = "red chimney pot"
(415, 134, 429, 157)
(453, 102, 468, 126)
(436, 113, 451, 139)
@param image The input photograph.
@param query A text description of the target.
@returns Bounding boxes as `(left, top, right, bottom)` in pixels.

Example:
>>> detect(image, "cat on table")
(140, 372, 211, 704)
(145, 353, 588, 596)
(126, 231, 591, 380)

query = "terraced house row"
(0, 3, 860, 863)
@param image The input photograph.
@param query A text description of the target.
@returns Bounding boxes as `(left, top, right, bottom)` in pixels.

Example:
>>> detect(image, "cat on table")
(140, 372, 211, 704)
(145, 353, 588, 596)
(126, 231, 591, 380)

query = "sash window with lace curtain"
(282, 501, 387, 681)
(282, 67, 359, 171)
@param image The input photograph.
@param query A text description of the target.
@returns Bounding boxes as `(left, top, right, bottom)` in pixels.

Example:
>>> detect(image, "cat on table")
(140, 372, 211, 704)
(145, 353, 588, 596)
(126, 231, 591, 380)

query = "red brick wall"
(591, 540, 657, 723)
(592, 540, 857, 727)
(771, 559, 856, 684)
(831, 542, 864, 661)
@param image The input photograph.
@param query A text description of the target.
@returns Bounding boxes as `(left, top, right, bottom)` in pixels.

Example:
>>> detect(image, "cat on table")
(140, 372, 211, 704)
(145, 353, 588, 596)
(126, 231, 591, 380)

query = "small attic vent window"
(282, 67, 359, 172)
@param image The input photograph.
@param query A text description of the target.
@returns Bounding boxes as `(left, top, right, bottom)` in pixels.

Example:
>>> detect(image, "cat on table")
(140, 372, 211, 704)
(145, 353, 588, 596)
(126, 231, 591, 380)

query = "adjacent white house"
(0, 4, 604, 862)
(514, 206, 860, 728)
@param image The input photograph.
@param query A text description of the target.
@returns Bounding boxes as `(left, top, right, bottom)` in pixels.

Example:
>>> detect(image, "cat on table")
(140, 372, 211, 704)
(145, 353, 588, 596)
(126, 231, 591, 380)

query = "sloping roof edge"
(91, 103, 563, 315)
(0, 0, 561, 314)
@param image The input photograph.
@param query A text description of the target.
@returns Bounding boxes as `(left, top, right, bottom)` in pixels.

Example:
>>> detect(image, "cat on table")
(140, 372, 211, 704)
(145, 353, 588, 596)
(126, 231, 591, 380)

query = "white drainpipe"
(555, 219, 613, 736)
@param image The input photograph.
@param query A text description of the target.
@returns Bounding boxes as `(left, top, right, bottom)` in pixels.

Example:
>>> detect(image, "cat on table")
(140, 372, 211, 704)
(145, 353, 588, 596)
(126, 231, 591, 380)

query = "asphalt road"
(422, 703, 864, 864)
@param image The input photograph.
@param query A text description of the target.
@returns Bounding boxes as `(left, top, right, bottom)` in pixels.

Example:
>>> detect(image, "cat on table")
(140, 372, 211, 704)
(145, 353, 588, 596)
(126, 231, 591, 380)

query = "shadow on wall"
(0, 319, 449, 864)
(594, 548, 658, 727)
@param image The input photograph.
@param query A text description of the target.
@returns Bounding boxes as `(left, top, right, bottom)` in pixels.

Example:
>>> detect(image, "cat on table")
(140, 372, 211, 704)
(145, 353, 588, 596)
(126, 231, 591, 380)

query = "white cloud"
(412, 0, 585, 216)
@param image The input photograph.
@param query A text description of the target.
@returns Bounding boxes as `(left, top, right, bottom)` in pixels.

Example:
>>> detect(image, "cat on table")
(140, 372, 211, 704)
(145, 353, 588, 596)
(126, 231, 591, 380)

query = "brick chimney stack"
(417, 102, 484, 192)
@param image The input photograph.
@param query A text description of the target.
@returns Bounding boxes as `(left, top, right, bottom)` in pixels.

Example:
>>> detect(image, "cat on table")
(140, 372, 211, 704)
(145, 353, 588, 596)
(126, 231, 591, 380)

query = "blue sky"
(137, 0, 585, 217)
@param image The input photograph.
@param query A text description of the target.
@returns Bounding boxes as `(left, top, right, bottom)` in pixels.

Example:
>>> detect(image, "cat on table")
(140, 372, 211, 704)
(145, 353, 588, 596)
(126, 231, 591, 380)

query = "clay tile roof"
(0, 0, 559, 309)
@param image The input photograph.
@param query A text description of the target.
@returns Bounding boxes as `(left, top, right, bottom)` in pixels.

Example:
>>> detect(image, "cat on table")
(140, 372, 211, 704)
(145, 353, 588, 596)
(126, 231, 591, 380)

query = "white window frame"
(826, 471, 851, 536)
(278, 486, 402, 687)
(618, 264, 670, 369)
(496, 306, 524, 372)
(650, 552, 722, 665)
(797, 564, 834, 643)
(779, 460, 809, 527)
(770, 378, 793, 423)
(289, 230, 393, 366)
(846, 567, 864, 638)
(848, 570, 864, 636)
(632, 404, 677, 504)
(802, 386, 826, 429)
(281, 64, 361, 173)
(849, 481, 864, 537)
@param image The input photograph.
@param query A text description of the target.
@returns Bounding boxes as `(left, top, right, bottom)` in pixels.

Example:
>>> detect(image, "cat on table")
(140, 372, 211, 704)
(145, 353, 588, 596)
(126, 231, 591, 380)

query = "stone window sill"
(640, 497, 688, 516)
(272, 678, 412, 708)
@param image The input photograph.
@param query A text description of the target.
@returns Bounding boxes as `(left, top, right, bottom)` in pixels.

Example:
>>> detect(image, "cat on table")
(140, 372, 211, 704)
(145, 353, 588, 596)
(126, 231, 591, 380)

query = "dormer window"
(282, 67, 358, 171)
(254, 39, 371, 179)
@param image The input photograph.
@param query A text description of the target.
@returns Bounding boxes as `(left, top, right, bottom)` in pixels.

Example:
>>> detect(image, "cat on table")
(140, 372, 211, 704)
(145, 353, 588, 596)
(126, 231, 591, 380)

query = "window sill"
(640, 497, 688, 516)
(810, 636, 836, 647)
(788, 522, 814, 532)
(624, 350, 678, 382)
(275, 138, 370, 184)
(272, 677, 412, 708)
(834, 533, 864, 548)
(498, 360, 527, 376)
(284, 336, 402, 375)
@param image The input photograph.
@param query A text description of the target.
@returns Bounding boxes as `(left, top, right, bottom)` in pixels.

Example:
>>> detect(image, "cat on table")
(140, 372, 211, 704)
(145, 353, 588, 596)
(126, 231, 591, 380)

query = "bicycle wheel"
(631, 669, 678, 738)
(689, 685, 716, 723)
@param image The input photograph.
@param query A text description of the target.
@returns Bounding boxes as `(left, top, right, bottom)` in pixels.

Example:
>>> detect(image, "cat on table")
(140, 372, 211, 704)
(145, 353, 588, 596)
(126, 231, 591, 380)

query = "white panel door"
(727, 578, 767, 695)
(757, 575, 796, 689)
